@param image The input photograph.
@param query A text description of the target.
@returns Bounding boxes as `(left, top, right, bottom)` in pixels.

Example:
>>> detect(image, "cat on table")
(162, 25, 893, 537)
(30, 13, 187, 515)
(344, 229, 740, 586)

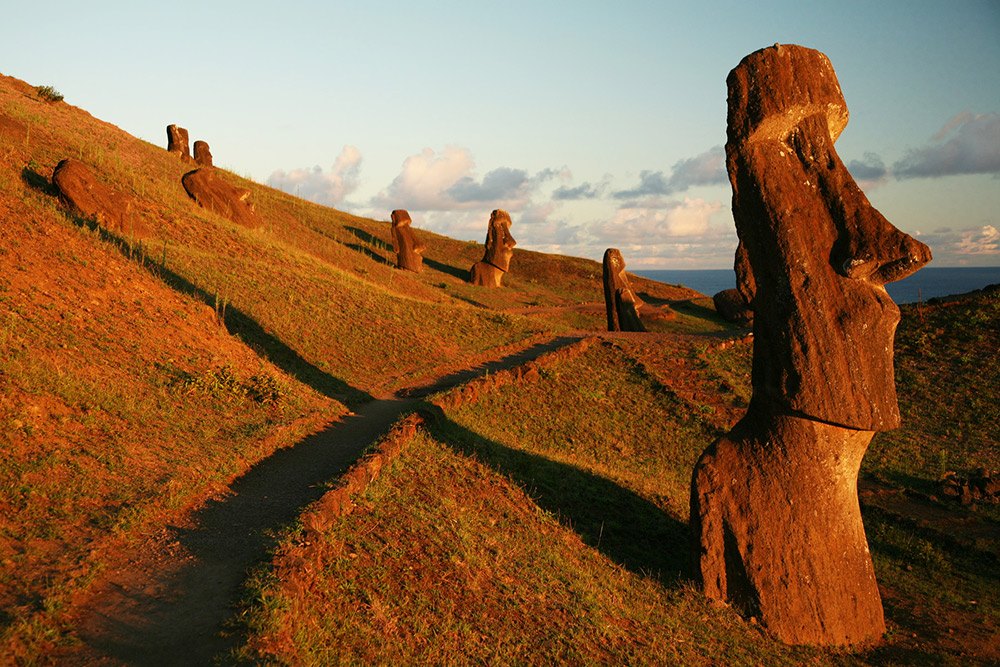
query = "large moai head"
(726, 44, 931, 431)
(390, 209, 426, 273)
(193, 140, 213, 167)
(602, 248, 645, 332)
(482, 209, 516, 272)
(166, 125, 191, 161)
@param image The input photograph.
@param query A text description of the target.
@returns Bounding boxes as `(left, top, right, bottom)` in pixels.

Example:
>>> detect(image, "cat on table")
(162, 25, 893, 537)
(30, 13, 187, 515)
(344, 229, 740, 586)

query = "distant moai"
(469, 209, 516, 287)
(193, 140, 213, 167)
(602, 248, 646, 332)
(390, 209, 426, 272)
(166, 125, 191, 161)
(182, 169, 259, 228)
(690, 44, 931, 646)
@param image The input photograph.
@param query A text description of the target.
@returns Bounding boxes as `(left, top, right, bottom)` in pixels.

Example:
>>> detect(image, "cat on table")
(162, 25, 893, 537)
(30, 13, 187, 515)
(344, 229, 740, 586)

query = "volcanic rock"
(166, 124, 191, 161)
(712, 288, 752, 325)
(390, 210, 426, 272)
(181, 168, 259, 228)
(602, 248, 645, 332)
(469, 209, 516, 287)
(691, 44, 931, 647)
(193, 140, 213, 167)
(52, 158, 136, 234)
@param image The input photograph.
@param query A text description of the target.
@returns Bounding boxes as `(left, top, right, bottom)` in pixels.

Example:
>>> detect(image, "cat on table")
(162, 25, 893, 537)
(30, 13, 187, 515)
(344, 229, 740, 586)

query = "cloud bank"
(894, 112, 1000, 178)
(614, 146, 727, 199)
(267, 145, 362, 206)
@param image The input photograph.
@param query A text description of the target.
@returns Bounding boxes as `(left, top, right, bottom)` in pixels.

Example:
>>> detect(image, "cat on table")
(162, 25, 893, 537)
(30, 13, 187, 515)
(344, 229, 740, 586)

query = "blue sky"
(3, 0, 998, 268)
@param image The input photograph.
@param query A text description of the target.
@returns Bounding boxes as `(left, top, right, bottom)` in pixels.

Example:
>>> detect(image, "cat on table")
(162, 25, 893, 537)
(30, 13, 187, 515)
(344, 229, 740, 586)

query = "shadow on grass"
(423, 257, 469, 281)
(29, 166, 373, 406)
(424, 409, 690, 586)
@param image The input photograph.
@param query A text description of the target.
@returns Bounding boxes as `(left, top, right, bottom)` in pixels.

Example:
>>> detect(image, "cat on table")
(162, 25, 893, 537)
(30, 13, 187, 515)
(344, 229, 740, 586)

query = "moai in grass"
(469, 209, 516, 287)
(166, 124, 191, 161)
(193, 140, 213, 167)
(602, 248, 646, 332)
(690, 44, 931, 646)
(390, 209, 426, 272)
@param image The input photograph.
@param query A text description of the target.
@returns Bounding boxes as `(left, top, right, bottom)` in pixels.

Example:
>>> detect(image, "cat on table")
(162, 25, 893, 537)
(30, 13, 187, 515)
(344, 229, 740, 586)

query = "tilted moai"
(390, 210, 426, 272)
(193, 140, 213, 167)
(469, 209, 516, 287)
(690, 44, 931, 646)
(602, 249, 646, 332)
(166, 124, 191, 161)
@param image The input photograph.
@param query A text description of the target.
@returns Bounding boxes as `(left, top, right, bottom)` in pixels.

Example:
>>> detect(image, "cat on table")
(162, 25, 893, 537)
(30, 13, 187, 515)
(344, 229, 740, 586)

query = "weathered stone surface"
(602, 248, 646, 332)
(52, 158, 137, 234)
(469, 209, 516, 287)
(193, 140, 213, 167)
(390, 209, 426, 272)
(712, 288, 752, 325)
(181, 168, 259, 228)
(166, 124, 191, 161)
(691, 44, 931, 647)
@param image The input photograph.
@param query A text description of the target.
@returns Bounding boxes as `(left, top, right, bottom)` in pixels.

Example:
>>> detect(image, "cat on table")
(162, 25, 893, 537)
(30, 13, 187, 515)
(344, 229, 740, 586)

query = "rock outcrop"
(690, 44, 931, 646)
(166, 124, 191, 161)
(390, 210, 426, 272)
(469, 209, 516, 287)
(181, 168, 259, 228)
(602, 248, 646, 332)
(712, 288, 752, 325)
(193, 140, 213, 167)
(52, 158, 137, 234)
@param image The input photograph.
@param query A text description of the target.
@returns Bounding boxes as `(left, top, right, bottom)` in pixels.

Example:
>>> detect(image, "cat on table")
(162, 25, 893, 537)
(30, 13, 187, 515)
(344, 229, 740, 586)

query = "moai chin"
(602, 248, 646, 332)
(690, 44, 931, 646)
(390, 209, 426, 273)
(166, 125, 191, 161)
(469, 209, 516, 287)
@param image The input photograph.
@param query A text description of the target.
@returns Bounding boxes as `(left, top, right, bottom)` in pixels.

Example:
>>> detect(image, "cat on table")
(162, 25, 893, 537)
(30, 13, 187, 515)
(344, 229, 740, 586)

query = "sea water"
(634, 267, 1000, 304)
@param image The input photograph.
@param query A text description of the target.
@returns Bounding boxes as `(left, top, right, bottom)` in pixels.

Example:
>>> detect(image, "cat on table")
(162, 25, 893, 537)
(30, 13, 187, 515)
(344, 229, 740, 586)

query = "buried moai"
(690, 44, 931, 646)
(469, 209, 516, 287)
(166, 124, 191, 161)
(193, 140, 213, 167)
(602, 249, 646, 332)
(390, 210, 426, 272)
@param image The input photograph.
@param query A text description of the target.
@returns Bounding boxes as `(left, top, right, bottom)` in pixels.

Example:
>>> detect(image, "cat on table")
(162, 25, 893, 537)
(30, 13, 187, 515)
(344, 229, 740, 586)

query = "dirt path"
(62, 336, 582, 666)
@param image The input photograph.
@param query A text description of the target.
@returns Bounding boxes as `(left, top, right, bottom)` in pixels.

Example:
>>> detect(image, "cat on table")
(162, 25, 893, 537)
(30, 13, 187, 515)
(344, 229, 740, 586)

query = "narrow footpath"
(65, 336, 582, 666)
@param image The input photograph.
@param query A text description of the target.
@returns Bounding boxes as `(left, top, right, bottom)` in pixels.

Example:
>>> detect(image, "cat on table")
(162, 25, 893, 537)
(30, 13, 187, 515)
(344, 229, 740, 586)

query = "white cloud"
(598, 197, 724, 242)
(955, 224, 1000, 255)
(267, 145, 362, 206)
(371, 145, 557, 212)
(894, 112, 1000, 178)
(613, 146, 727, 200)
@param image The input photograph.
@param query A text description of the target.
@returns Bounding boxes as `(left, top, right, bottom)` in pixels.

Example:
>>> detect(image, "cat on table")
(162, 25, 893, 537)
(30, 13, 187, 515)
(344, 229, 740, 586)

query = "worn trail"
(67, 336, 581, 666)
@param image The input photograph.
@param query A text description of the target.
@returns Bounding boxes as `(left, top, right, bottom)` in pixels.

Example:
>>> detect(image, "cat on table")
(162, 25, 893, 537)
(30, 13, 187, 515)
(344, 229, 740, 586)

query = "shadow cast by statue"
(423, 257, 468, 281)
(51, 198, 372, 406)
(424, 410, 690, 585)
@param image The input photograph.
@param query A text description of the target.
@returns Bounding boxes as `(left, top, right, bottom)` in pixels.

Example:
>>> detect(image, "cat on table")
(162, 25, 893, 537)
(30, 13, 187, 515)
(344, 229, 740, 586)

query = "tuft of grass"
(34, 85, 63, 103)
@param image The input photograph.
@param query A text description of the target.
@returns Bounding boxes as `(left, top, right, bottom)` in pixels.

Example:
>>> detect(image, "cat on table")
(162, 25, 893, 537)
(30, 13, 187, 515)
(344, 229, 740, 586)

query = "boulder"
(181, 168, 259, 228)
(602, 248, 645, 332)
(469, 209, 516, 287)
(390, 209, 426, 272)
(691, 44, 931, 647)
(712, 288, 752, 325)
(52, 158, 137, 234)
(193, 140, 213, 167)
(166, 124, 191, 161)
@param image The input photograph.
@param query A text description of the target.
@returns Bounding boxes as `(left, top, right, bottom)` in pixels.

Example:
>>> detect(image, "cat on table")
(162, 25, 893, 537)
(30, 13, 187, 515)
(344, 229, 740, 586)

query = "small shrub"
(35, 85, 64, 103)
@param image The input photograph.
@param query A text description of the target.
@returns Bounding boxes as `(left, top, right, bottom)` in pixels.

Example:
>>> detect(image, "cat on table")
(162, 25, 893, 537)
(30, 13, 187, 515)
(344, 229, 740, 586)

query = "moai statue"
(167, 125, 191, 161)
(690, 44, 931, 646)
(469, 209, 516, 287)
(193, 140, 213, 167)
(390, 209, 426, 272)
(602, 248, 646, 332)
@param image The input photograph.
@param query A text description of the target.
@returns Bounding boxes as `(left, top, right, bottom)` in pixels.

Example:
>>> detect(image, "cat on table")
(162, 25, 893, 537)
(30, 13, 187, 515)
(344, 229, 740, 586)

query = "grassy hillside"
(2, 72, 997, 666)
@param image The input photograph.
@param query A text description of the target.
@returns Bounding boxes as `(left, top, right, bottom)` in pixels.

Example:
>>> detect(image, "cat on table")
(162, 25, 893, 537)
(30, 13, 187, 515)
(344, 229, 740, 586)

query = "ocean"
(633, 267, 1000, 305)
